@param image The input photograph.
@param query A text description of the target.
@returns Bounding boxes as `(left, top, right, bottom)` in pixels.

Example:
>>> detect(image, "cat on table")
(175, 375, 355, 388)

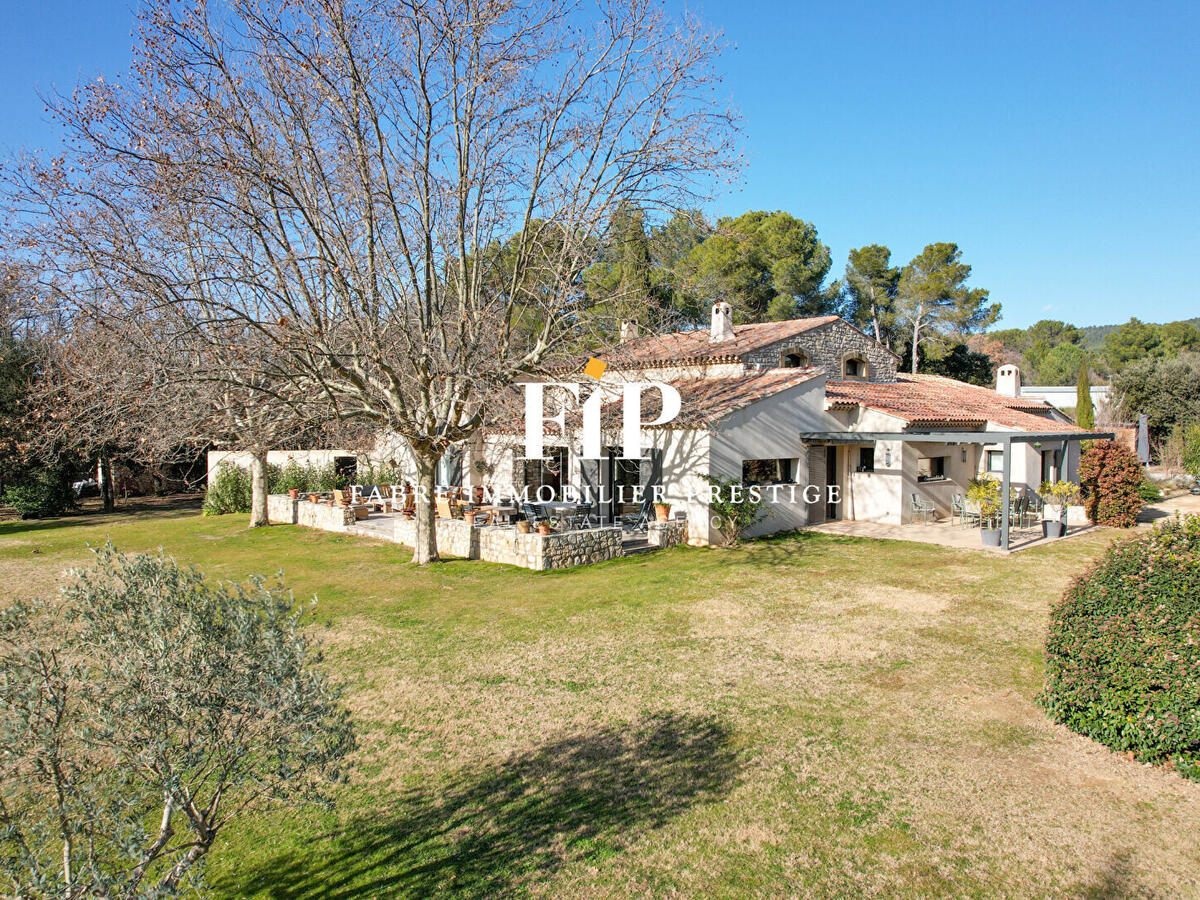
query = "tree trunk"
(412, 451, 440, 565)
(97, 453, 115, 512)
(910, 317, 921, 374)
(249, 450, 270, 528)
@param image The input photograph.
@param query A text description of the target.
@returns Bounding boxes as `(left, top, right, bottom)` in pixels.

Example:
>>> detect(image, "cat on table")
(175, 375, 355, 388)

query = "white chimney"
(996, 364, 1021, 398)
(619, 320, 639, 343)
(709, 300, 734, 343)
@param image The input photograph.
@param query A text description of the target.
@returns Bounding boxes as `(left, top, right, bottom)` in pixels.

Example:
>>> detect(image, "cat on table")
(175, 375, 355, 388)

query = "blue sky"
(1, 1, 1196, 329)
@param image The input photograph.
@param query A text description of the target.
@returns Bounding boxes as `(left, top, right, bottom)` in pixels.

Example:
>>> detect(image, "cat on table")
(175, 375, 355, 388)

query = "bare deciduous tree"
(4, 0, 739, 562)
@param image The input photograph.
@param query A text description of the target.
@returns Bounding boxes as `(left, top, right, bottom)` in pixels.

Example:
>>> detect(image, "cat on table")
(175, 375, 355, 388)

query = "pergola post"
(1000, 440, 1012, 551)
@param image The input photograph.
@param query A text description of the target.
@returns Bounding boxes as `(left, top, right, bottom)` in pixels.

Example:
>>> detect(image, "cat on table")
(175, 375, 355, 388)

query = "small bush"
(1041, 516, 1200, 778)
(2, 468, 75, 518)
(1079, 440, 1143, 527)
(1138, 476, 1163, 503)
(202, 462, 252, 515)
(703, 475, 766, 546)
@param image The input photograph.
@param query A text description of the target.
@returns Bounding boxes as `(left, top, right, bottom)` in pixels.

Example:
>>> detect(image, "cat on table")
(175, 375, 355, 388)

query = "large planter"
(515, 519, 531, 534)
(980, 527, 1002, 547)
(1042, 519, 1066, 539)
(287, 488, 300, 500)
(654, 503, 671, 523)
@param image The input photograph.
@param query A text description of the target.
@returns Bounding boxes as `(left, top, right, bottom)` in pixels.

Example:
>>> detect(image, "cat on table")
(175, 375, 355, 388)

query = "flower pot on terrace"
(536, 522, 553, 536)
(288, 488, 300, 499)
(654, 503, 671, 522)
(516, 519, 531, 534)
(463, 510, 477, 526)
(980, 527, 1002, 547)
(1042, 520, 1066, 539)
(307, 493, 320, 504)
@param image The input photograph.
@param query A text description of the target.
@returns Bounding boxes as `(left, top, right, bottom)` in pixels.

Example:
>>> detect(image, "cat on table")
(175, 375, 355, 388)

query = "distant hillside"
(1079, 316, 1200, 351)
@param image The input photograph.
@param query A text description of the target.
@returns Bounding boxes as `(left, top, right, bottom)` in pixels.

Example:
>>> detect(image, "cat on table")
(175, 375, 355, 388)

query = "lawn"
(3, 503, 1198, 898)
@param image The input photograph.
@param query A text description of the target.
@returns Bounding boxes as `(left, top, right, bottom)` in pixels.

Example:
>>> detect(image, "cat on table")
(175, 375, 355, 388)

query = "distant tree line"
(583, 206, 1000, 375)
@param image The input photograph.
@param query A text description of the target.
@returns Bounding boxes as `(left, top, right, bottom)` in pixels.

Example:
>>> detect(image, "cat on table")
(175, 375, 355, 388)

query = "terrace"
(267, 489, 688, 569)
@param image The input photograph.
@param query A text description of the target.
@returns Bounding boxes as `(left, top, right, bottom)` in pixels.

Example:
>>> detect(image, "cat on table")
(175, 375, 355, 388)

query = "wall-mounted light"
(961, 445, 968, 463)
(883, 447, 893, 467)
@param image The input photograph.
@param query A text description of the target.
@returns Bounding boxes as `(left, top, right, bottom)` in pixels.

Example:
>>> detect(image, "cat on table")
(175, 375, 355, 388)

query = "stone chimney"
(995, 364, 1021, 398)
(709, 300, 734, 343)
(619, 319, 639, 343)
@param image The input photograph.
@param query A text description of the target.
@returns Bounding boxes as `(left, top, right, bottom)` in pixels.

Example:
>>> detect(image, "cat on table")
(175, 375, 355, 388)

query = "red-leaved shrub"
(1079, 440, 1143, 527)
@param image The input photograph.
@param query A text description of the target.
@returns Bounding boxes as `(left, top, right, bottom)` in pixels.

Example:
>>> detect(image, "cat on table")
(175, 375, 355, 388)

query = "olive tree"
(4, 0, 738, 562)
(0, 544, 354, 897)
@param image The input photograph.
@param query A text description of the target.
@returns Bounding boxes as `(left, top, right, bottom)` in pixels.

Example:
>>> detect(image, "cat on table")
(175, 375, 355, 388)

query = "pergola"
(798, 430, 1115, 550)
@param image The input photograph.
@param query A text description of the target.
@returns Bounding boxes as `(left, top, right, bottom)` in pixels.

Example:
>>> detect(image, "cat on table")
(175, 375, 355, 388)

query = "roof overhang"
(798, 430, 1115, 445)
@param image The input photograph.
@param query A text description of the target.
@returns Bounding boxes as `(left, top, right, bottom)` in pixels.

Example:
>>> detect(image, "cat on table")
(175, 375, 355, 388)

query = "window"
(985, 450, 1004, 474)
(917, 455, 947, 482)
(842, 356, 868, 379)
(522, 447, 567, 500)
(781, 351, 809, 369)
(857, 446, 875, 472)
(741, 458, 795, 485)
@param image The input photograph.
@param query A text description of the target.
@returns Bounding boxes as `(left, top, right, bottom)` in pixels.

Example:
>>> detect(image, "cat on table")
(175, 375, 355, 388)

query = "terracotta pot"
(463, 510, 476, 525)
(536, 522, 553, 536)
(654, 503, 671, 522)
(516, 520, 531, 534)
(307, 493, 320, 504)
(288, 488, 300, 499)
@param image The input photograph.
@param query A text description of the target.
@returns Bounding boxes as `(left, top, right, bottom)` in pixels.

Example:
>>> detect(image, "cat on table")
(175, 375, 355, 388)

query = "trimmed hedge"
(1079, 440, 1142, 527)
(1041, 516, 1200, 779)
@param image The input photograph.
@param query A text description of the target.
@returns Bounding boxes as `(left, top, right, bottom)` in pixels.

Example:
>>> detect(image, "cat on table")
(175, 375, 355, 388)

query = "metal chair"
(567, 502, 595, 530)
(910, 493, 936, 525)
(620, 495, 655, 533)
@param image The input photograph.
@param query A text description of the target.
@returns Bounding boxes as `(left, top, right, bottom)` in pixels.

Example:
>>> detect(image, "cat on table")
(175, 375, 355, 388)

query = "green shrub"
(202, 462, 252, 515)
(1079, 440, 1143, 527)
(1041, 516, 1200, 779)
(703, 475, 765, 546)
(1138, 476, 1163, 503)
(2, 468, 75, 518)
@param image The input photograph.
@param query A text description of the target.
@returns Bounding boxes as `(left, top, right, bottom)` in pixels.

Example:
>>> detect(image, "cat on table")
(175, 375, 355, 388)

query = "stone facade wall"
(647, 518, 687, 549)
(741, 320, 897, 382)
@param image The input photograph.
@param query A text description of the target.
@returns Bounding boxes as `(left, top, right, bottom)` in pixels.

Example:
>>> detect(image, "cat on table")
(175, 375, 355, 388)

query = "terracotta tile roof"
(825, 374, 1084, 433)
(597, 316, 844, 367)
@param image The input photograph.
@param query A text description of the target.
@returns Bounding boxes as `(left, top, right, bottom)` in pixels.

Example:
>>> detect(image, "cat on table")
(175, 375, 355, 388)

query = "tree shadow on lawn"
(231, 712, 740, 900)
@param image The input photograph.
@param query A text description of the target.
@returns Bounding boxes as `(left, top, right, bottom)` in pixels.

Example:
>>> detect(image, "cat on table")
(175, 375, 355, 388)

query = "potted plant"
(516, 518, 531, 534)
(654, 501, 671, 522)
(463, 509, 477, 526)
(535, 521, 554, 536)
(967, 476, 1002, 547)
(1039, 480, 1078, 538)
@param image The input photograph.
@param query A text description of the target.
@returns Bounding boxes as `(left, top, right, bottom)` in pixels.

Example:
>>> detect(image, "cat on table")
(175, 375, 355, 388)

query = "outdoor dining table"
(476, 504, 518, 524)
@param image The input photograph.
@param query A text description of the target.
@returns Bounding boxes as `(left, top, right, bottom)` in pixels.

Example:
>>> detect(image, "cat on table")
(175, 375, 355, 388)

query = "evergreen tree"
(844, 244, 899, 348)
(1076, 359, 1095, 429)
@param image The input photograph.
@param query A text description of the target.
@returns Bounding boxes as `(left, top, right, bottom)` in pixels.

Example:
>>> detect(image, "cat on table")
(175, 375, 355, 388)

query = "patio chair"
(567, 502, 595, 530)
(950, 493, 978, 528)
(435, 496, 455, 519)
(520, 500, 547, 526)
(620, 495, 654, 533)
(910, 493, 936, 525)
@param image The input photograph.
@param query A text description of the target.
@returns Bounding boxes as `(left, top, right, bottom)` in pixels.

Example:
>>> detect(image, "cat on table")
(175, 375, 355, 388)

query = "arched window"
(842, 355, 868, 379)
(781, 351, 809, 369)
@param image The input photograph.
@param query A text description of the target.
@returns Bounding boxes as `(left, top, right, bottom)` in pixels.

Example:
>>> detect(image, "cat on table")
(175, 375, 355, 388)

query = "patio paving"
(809, 516, 1098, 553)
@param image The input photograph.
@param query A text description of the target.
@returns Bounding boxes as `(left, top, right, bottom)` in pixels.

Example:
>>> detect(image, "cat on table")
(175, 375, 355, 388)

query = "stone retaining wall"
(475, 526, 623, 570)
(268, 495, 355, 529)
(648, 518, 687, 549)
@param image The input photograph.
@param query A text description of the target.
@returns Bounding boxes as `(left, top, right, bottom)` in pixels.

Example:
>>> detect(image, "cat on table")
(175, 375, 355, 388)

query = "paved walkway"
(809, 517, 1097, 554)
